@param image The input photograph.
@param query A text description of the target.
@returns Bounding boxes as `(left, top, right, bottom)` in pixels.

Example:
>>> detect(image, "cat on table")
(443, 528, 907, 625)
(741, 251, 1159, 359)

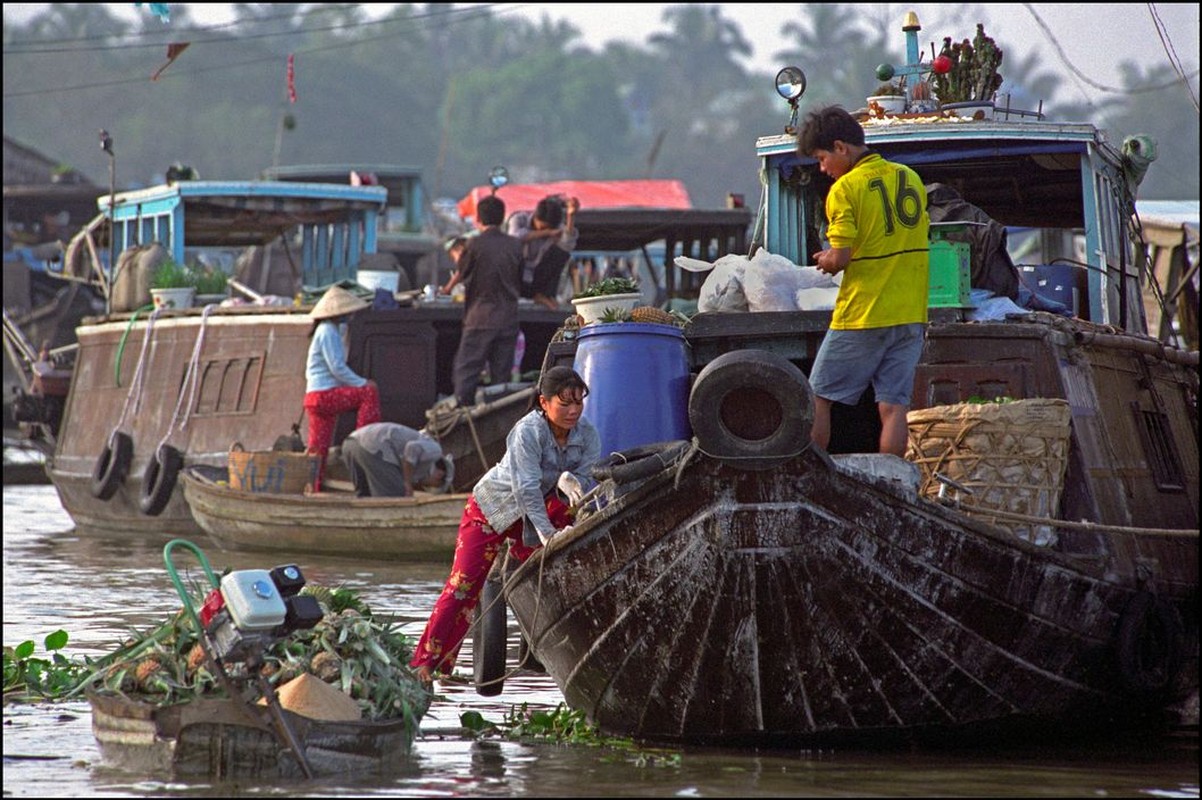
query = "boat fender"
(90, 429, 133, 500)
(688, 349, 813, 470)
(591, 440, 692, 485)
(138, 444, 183, 516)
(1115, 591, 1184, 696)
(473, 579, 507, 697)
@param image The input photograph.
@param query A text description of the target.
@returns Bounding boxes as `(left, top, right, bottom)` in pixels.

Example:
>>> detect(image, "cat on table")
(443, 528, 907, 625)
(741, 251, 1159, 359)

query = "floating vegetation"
(460, 702, 682, 767)
(3, 630, 96, 701)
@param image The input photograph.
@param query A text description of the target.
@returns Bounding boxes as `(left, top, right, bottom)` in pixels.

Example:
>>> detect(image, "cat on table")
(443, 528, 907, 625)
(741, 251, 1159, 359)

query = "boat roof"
(759, 118, 1116, 229)
(456, 179, 693, 222)
(95, 180, 387, 248)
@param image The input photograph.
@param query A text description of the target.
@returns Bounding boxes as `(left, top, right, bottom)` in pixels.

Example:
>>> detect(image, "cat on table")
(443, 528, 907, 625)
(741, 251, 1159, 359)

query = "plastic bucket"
(573, 322, 692, 457)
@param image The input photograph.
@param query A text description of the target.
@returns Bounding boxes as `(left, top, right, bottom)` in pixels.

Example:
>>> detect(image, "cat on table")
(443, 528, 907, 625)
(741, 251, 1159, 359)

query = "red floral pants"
(303, 383, 380, 490)
(410, 494, 571, 675)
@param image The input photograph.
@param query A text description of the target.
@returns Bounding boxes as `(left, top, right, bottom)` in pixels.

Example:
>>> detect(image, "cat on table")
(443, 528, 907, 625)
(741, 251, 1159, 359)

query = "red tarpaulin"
(456, 179, 692, 223)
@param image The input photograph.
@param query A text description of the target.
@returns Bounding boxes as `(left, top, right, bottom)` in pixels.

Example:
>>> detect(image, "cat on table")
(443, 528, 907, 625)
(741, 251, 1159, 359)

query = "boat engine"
(198, 564, 323, 664)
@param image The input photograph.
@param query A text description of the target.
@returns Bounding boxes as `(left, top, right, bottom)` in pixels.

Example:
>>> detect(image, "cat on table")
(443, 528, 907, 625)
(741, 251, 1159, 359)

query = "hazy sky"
(4, 3, 1199, 107)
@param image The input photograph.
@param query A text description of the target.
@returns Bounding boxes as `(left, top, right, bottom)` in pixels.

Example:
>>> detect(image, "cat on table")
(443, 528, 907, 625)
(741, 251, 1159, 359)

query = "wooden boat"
(501, 14, 1199, 748)
(180, 465, 464, 560)
(88, 690, 417, 779)
(422, 383, 537, 492)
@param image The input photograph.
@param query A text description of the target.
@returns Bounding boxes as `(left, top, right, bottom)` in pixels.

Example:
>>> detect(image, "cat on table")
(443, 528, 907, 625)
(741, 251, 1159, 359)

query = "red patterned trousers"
(410, 494, 571, 675)
(303, 383, 380, 490)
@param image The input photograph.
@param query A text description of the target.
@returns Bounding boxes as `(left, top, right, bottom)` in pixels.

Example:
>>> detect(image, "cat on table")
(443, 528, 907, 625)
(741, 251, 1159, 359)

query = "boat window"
(1132, 405, 1185, 491)
(192, 355, 264, 416)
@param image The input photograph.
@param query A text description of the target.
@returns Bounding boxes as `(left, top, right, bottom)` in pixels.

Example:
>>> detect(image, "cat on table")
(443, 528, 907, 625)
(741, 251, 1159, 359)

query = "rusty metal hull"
(181, 467, 462, 560)
(505, 446, 1198, 747)
(88, 690, 416, 779)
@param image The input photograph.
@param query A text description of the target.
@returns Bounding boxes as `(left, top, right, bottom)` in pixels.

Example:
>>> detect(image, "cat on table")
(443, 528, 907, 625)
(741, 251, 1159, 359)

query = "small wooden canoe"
(87, 690, 417, 779)
(181, 466, 464, 560)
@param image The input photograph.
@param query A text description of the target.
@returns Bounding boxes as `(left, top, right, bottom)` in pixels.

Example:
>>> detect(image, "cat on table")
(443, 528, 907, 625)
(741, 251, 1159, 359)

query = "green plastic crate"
(928, 238, 971, 307)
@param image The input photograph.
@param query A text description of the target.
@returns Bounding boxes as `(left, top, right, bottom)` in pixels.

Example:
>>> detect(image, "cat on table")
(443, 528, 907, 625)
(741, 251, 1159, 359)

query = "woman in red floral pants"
(411, 366, 601, 685)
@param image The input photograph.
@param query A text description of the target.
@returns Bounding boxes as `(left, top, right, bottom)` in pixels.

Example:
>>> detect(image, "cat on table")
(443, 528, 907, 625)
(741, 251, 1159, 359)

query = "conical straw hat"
(309, 285, 369, 320)
(260, 672, 361, 721)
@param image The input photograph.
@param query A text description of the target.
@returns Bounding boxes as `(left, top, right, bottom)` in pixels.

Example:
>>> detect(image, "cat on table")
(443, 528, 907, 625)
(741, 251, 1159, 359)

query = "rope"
(464, 409, 489, 473)
(943, 498, 1198, 538)
(116, 308, 164, 431)
(157, 304, 217, 451)
(113, 304, 155, 387)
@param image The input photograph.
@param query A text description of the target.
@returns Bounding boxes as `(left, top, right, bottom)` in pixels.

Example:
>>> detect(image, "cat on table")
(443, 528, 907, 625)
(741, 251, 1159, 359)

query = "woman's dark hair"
(797, 105, 865, 155)
(533, 366, 589, 414)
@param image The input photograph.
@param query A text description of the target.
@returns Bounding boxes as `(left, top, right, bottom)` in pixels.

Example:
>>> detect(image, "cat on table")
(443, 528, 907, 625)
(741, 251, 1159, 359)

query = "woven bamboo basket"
(905, 399, 1072, 544)
(227, 442, 319, 494)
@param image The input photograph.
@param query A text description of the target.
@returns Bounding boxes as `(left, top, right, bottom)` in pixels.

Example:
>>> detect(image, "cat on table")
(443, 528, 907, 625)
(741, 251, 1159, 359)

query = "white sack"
(693, 254, 751, 312)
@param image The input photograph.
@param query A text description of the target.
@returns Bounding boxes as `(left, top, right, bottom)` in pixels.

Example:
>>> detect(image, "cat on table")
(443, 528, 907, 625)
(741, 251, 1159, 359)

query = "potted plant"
(866, 81, 907, 116)
(149, 258, 197, 310)
(191, 266, 230, 304)
(931, 22, 1003, 118)
(571, 277, 642, 325)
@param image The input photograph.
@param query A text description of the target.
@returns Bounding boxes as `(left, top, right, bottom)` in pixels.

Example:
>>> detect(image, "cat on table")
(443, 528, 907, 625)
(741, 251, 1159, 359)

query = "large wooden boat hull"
(505, 445, 1198, 746)
(88, 690, 416, 779)
(181, 467, 463, 560)
(48, 311, 313, 536)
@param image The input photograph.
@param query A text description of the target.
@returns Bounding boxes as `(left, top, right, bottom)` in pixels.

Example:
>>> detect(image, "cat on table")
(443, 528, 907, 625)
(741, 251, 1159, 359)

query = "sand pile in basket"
(258, 672, 361, 721)
(906, 398, 1072, 545)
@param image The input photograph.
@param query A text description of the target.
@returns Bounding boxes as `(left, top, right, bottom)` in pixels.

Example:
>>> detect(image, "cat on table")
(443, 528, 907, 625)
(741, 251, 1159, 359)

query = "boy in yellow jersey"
(798, 106, 930, 457)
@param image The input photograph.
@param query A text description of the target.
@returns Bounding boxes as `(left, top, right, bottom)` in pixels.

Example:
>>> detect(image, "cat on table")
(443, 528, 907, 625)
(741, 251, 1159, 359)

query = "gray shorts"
(809, 324, 926, 406)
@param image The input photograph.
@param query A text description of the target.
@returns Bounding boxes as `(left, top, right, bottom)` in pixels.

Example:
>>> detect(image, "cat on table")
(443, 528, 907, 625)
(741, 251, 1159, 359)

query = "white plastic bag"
(691, 254, 751, 312)
(742, 250, 838, 312)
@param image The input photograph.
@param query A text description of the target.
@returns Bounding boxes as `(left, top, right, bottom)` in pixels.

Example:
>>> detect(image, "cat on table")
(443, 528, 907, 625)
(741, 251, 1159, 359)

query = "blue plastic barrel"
(573, 322, 692, 457)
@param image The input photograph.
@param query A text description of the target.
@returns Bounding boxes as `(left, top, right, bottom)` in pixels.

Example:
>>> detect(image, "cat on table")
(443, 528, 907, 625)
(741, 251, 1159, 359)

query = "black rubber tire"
(1116, 592, 1184, 695)
(138, 444, 183, 516)
(90, 430, 133, 500)
(688, 349, 813, 470)
(592, 440, 692, 484)
(473, 579, 507, 696)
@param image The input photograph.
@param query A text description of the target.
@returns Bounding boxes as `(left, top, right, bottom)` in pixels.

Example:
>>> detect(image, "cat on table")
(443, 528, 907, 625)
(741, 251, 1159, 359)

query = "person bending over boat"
(410, 366, 600, 686)
(304, 285, 380, 491)
(341, 422, 454, 498)
(508, 193, 580, 310)
(798, 105, 929, 457)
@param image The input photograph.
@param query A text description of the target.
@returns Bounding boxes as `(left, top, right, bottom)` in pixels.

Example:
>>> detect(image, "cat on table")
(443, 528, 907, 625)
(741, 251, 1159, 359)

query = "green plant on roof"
(931, 22, 1003, 105)
(150, 259, 196, 289)
(191, 267, 229, 294)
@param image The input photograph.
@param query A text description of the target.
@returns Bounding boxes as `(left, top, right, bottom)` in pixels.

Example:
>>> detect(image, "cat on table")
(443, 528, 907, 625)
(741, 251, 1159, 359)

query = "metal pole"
(100, 130, 116, 315)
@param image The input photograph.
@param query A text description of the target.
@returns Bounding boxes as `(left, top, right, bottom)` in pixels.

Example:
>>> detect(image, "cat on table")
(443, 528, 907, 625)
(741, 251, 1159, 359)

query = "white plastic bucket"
(357, 270, 400, 293)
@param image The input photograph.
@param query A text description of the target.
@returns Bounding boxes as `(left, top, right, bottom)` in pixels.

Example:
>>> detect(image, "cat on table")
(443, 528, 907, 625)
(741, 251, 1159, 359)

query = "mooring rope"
(116, 308, 164, 430)
(942, 499, 1198, 538)
(157, 304, 217, 451)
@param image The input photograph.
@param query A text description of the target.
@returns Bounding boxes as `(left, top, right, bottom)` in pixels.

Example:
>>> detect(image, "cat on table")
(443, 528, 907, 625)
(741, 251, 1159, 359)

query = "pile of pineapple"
(85, 585, 429, 722)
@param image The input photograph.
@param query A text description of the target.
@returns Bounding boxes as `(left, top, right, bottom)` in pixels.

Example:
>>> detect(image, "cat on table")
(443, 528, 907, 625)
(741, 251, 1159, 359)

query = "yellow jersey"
(825, 152, 930, 329)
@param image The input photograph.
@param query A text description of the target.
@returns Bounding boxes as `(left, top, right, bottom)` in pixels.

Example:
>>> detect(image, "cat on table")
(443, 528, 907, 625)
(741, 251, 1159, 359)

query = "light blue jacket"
(473, 409, 600, 544)
(305, 320, 366, 392)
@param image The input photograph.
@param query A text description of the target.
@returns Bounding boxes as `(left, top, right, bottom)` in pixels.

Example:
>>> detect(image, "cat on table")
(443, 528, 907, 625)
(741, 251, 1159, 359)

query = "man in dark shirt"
(452, 195, 524, 406)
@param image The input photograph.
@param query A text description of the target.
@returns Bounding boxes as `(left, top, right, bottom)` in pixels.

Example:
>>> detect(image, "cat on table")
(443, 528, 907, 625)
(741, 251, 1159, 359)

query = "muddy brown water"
(3, 484, 1197, 797)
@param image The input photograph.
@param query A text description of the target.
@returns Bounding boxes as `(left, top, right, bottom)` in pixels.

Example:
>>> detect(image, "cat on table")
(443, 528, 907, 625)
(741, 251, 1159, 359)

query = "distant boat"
(181, 465, 463, 560)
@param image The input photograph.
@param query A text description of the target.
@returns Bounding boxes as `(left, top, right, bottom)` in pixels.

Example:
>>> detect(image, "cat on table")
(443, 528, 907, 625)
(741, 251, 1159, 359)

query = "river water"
(3, 483, 1197, 797)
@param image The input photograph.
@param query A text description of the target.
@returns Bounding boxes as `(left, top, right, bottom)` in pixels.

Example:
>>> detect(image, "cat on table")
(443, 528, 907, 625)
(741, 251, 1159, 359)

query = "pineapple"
(629, 306, 676, 325)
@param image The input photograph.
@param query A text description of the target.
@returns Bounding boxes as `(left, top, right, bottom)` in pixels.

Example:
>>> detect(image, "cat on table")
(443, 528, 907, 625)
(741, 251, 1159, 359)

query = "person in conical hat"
(304, 285, 379, 491)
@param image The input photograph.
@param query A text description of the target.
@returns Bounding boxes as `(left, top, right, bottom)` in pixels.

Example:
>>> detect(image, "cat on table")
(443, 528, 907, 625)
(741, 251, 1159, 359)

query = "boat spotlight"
(488, 165, 509, 195)
(774, 66, 807, 135)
